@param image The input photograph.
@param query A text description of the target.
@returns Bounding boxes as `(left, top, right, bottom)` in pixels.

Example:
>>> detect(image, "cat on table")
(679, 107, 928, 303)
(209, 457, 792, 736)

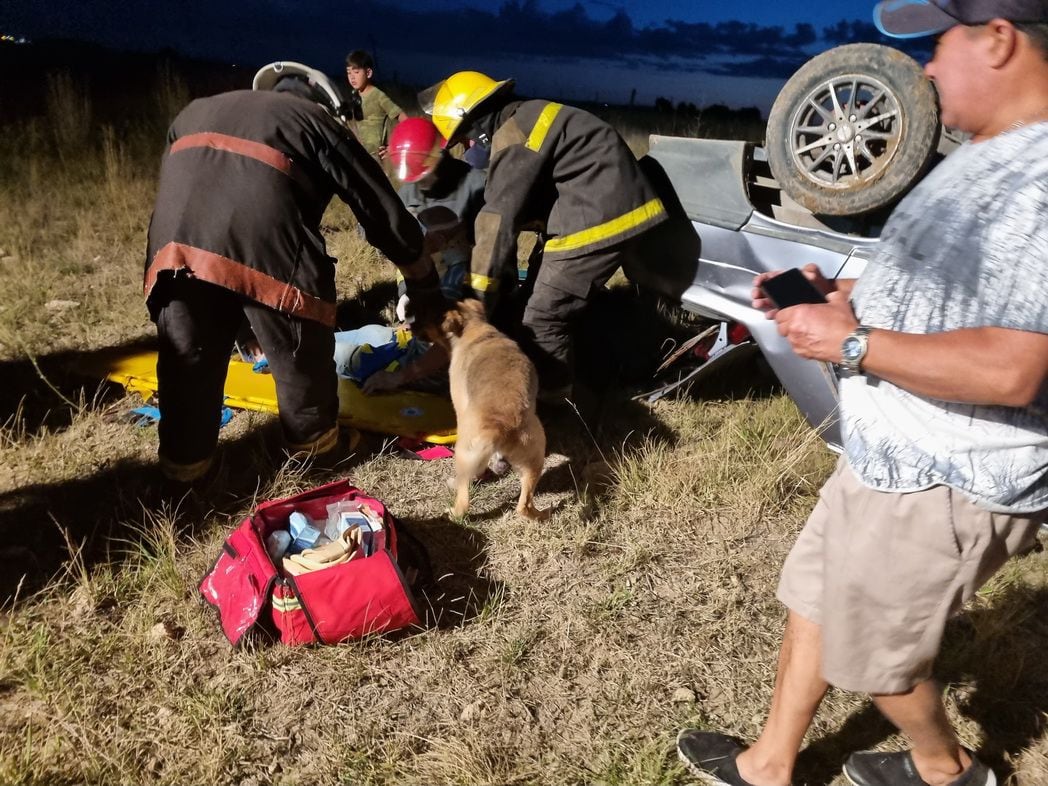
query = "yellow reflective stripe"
(272, 595, 302, 613)
(158, 454, 213, 483)
(470, 273, 498, 292)
(544, 198, 666, 254)
(286, 424, 339, 455)
(525, 103, 563, 152)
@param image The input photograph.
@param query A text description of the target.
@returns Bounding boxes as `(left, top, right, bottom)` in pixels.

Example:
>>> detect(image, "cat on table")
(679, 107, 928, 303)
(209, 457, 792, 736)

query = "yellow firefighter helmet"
(418, 71, 515, 142)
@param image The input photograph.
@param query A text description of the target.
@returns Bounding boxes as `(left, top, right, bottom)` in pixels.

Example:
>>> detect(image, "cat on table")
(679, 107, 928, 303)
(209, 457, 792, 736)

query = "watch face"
(842, 336, 862, 361)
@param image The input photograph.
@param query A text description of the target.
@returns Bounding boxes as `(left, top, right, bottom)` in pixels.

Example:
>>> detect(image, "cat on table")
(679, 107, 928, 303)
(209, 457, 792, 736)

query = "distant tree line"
(653, 97, 763, 126)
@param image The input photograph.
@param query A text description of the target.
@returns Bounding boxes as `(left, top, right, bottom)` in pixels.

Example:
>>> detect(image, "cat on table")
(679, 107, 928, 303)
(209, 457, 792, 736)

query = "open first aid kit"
(199, 479, 427, 646)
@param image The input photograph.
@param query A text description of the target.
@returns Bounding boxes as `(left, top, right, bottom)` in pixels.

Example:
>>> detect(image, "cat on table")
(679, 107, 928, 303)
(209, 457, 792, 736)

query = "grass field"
(1, 68, 1047, 786)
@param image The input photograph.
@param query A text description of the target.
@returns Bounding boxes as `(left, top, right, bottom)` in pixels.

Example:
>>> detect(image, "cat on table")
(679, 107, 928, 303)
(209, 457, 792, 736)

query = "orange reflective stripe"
(171, 132, 293, 176)
(145, 242, 336, 327)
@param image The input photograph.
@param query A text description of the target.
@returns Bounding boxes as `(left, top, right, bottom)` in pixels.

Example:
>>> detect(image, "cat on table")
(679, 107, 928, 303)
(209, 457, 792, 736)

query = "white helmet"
(253, 61, 349, 124)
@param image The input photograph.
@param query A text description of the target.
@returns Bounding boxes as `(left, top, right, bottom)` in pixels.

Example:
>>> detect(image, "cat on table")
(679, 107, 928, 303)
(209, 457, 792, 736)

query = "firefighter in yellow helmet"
(419, 71, 668, 400)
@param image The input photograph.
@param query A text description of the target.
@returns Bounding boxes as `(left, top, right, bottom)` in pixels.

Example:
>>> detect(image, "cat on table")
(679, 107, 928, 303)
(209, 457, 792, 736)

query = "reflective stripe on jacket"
(145, 89, 424, 327)
(470, 100, 666, 297)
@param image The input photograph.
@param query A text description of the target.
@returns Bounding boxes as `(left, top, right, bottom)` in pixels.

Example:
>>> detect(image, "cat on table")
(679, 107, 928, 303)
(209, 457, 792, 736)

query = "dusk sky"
(1, 1, 930, 113)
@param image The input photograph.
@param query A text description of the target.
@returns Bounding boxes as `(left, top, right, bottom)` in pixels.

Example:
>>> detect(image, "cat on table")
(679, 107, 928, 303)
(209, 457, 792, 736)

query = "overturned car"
(628, 43, 959, 449)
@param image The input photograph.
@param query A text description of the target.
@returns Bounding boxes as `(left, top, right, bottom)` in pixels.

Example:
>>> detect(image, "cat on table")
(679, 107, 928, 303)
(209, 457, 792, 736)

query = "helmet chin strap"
(272, 74, 345, 125)
(465, 107, 498, 150)
(416, 164, 440, 190)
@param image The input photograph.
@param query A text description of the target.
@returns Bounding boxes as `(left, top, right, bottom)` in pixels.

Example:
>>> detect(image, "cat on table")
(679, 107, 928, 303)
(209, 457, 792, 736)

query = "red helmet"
(388, 117, 445, 183)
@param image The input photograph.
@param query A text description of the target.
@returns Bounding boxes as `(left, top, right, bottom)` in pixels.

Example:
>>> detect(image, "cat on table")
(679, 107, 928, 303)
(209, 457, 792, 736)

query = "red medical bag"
(199, 479, 424, 646)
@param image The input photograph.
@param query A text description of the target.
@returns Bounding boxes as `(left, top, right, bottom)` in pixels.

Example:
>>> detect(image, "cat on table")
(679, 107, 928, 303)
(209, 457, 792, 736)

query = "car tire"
(766, 43, 940, 216)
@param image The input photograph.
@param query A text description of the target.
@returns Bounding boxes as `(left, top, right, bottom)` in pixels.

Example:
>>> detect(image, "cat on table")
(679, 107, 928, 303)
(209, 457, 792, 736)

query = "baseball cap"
(874, 0, 1048, 38)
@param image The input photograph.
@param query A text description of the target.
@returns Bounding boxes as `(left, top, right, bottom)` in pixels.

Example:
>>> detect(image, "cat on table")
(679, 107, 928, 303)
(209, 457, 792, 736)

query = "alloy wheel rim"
(787, 73, 903, 191)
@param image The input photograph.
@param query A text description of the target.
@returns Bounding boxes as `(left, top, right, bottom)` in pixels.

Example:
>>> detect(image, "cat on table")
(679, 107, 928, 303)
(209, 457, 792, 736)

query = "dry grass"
(0, 78, 1046, 786)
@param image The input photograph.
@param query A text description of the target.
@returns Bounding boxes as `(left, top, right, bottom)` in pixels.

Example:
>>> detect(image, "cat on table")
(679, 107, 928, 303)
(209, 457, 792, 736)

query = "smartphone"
(761, 268, 827, 308)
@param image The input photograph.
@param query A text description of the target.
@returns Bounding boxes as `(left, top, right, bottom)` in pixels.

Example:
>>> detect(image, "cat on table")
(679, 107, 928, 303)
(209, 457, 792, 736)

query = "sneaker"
(843, 749, 996, 786)
(676, 730, 762, 786)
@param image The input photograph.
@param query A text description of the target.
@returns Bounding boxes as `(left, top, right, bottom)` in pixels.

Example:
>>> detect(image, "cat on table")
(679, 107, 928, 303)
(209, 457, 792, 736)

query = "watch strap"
(840, 325, 872, 375)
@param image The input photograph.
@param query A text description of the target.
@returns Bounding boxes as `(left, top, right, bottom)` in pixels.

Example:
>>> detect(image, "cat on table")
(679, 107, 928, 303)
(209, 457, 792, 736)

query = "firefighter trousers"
(518, 241, 635, 394)
(152, 274, 338, 479)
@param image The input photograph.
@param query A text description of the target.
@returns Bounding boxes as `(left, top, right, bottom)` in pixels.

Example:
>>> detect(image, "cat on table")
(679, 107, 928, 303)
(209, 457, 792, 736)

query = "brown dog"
(429, 299, 548, 519)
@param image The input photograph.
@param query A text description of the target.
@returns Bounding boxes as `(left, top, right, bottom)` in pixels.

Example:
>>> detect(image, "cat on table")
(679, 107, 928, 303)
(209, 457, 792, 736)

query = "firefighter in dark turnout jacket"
(420, 71, 667, 397)
(144, 65, 441, 482)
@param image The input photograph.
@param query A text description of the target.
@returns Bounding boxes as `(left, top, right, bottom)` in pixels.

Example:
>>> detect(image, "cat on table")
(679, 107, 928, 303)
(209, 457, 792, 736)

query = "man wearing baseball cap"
(874, 0, 1047, 39)
(677, 2, 1048, 786)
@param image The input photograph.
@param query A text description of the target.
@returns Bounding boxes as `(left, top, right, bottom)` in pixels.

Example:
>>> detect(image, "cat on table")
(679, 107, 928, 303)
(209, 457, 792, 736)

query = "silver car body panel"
(644, 134, 882, 448)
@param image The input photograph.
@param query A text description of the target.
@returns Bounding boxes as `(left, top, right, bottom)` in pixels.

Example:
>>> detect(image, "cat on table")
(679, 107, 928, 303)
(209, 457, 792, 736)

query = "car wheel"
(766, 43, 940, 216)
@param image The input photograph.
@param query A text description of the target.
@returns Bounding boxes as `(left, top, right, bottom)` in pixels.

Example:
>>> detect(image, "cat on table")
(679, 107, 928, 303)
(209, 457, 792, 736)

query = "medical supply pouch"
(199, 479, 426, 646)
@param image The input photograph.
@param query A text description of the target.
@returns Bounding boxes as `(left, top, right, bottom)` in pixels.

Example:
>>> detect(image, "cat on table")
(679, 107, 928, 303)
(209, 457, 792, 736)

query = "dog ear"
(459, 298, 486, 321)
(441, 307, 465, 338)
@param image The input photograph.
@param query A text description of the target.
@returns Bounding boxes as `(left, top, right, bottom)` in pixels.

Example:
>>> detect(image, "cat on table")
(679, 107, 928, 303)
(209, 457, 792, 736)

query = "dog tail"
(483, 376, 538, 433)
(478, 409, 541, 453)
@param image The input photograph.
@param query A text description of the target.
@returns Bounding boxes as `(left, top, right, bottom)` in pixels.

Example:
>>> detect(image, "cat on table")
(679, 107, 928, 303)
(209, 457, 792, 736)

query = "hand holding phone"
(760, 268, 827, 309)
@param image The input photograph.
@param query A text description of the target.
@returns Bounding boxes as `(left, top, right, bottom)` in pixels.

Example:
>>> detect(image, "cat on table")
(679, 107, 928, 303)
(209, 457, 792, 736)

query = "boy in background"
(345, 49, 406, 160)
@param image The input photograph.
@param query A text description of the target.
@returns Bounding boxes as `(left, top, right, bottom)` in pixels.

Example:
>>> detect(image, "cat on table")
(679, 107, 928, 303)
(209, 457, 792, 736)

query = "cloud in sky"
(2, 0, 932, 110)
(295, 1, 929, 78)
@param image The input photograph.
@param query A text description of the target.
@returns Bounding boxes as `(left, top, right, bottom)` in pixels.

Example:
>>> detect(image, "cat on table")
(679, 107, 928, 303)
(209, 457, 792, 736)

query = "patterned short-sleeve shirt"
(842, 122, 1048, 513)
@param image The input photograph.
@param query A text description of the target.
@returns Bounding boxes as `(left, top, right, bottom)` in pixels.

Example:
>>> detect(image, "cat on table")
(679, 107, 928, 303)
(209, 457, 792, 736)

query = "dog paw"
(518, 504, 550, 521)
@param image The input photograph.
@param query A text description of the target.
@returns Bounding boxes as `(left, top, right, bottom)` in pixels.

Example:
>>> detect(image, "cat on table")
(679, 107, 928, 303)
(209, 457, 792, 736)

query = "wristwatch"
(839, 326, 872, 375)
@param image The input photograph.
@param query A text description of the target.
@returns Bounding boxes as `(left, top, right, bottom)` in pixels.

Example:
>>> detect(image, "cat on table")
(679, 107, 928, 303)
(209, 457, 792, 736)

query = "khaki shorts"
(777, 457, 1044, 694)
